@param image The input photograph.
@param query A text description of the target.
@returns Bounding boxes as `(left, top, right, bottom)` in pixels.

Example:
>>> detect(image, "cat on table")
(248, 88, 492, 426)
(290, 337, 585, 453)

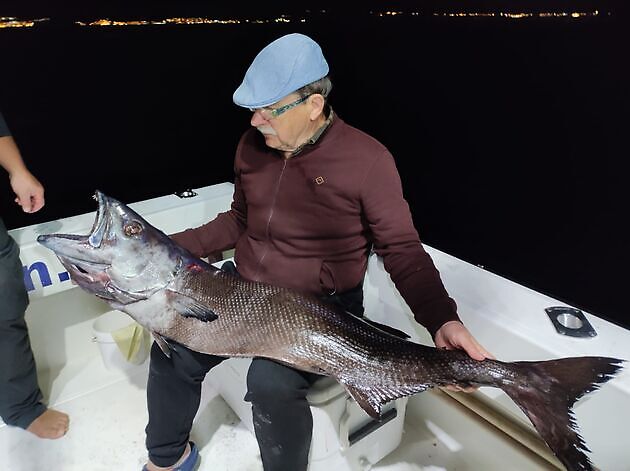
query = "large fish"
(38, 191, 623, 471)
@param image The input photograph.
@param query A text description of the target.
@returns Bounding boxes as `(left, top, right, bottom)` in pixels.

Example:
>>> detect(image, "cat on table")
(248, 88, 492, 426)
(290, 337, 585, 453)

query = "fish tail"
(501, 356, 624, 471)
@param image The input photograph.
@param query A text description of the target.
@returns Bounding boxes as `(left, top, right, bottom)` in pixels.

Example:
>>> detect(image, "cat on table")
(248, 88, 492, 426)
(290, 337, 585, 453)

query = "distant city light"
(75, 16, 296, 27)
(433, 10, 599, 19)
(0, 10, 605, 30)
(0, 17, 49, 28)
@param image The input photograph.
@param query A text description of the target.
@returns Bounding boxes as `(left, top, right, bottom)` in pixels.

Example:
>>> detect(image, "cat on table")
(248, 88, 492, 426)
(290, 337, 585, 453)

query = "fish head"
(37, 190, 183, 305)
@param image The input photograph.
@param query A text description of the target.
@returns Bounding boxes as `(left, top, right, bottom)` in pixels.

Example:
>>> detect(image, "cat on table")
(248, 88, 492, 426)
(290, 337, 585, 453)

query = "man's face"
(250, 93, 314, 154)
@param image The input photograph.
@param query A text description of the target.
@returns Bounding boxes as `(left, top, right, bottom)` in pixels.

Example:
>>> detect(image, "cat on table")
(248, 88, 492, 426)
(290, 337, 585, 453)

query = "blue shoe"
(142, 442, 199, 471)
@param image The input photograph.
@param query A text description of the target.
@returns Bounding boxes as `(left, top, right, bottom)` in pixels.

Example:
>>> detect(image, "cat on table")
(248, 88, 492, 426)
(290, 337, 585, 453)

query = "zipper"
(252, 158, 288, 281)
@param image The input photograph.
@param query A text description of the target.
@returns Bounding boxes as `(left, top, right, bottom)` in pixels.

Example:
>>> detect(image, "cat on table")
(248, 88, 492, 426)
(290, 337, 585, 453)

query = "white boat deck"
(2, 183, 629, 471)
(1, 353, 558, 471)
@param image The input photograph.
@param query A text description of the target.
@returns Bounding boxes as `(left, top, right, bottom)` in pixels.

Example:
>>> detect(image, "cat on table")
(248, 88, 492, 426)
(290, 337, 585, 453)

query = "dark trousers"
(145, 261, 364, 470)
(0, 218, 46, 429)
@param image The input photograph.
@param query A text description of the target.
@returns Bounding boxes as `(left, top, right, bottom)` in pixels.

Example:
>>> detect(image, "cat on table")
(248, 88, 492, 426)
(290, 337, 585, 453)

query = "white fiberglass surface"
(0, 364, 558, 471)
(4, 183, 629, 470)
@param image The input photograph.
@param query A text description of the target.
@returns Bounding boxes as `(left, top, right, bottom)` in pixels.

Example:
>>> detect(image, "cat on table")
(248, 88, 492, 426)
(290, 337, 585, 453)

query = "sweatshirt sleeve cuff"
(412, 297, 462, 339)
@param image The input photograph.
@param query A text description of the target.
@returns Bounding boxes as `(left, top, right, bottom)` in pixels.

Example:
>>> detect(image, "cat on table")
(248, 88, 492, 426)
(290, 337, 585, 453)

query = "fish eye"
(123, 221, 144, 237)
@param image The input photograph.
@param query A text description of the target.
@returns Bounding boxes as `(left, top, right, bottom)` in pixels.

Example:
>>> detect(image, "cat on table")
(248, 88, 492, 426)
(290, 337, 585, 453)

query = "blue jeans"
(0, 217, 46, 428)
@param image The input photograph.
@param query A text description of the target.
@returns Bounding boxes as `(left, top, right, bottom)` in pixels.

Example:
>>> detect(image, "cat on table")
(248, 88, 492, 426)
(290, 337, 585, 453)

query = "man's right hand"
(10, 167, 45, 213)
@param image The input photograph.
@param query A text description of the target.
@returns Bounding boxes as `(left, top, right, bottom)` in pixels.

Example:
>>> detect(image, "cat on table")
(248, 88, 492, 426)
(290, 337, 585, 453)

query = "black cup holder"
(545, 307, 597, 338)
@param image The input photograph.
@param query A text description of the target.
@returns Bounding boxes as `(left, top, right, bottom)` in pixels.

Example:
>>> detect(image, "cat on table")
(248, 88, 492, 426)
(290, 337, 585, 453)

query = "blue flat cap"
(233, 33, 329, 109)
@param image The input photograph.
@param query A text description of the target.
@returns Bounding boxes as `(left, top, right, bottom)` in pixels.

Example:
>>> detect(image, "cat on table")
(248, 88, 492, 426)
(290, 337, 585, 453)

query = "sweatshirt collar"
(289, 109, 335, 157)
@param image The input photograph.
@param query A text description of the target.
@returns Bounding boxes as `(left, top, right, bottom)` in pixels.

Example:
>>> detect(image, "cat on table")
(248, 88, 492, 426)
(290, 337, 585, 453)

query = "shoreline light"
(0, 11, 606, 31)
(432, 10, 599, 19)
(75, 16, 299, 27)
(0, 17, 49, 29)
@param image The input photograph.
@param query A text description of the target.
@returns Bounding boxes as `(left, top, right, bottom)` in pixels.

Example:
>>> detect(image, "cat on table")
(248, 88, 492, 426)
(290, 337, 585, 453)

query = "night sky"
(1, 1, 628, 328)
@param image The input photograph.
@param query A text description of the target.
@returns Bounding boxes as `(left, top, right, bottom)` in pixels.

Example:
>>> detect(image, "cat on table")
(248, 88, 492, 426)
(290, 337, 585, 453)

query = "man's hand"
(434, 320, 495, 393)
(0, 135, 44, 213)
(10, 168, 45, 213)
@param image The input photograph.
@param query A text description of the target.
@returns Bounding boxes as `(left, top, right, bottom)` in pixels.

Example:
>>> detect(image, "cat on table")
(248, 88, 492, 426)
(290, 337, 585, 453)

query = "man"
(143, 33, 491, 471)
(0, 110, 69, 439)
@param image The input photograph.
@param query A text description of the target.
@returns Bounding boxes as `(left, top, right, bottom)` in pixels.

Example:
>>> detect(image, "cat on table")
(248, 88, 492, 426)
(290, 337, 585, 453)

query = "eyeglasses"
(249, 94, 311, 120)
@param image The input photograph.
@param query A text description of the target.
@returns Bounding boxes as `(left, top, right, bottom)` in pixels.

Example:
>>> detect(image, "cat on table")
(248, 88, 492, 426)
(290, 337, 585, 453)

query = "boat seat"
(208, 357, 407, 471)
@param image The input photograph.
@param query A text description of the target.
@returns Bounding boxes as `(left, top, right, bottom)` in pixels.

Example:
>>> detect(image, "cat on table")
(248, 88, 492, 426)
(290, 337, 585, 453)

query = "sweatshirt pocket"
(319, 261, 337, 295)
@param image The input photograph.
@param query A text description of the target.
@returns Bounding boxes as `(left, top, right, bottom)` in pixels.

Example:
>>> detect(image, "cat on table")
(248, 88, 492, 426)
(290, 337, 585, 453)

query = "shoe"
(142, 441, 199, 471)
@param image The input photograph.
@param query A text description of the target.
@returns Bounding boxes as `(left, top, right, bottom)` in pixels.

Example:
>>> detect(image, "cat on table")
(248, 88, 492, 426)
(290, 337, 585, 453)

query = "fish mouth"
(37, 190, 109, 251)
(57, 254, 111, 283)
(37, 190, 114, 288)
(37, 238, 113, 293)
(88, 190, 109, 248)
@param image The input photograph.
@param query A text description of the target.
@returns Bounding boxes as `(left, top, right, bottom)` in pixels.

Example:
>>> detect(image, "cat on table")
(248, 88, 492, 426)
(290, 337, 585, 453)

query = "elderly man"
(143, 33, 491, 471)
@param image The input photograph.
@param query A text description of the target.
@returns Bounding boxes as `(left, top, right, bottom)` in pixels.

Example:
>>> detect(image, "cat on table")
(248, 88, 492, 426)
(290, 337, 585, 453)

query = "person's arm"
(0, 135, 45, 214)
(170, 135, 249, 258)
(361, 150, 493, 363)
(170, 169, 247, 258)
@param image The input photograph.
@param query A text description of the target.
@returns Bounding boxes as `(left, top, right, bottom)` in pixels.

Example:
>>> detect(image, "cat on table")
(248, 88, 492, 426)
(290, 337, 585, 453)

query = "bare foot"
(26, 409, 69, 439)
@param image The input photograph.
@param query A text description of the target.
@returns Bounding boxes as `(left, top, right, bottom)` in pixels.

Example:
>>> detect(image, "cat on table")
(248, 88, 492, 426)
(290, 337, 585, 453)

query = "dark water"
(1, 10, 628, 328)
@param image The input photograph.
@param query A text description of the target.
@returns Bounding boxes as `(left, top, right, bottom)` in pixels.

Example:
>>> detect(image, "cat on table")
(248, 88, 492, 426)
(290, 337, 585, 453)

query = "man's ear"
(308, 94, 325, 120)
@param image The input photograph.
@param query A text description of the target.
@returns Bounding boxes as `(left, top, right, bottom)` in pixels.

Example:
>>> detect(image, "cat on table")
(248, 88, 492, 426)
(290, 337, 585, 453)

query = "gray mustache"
(256, 126, 277, 136)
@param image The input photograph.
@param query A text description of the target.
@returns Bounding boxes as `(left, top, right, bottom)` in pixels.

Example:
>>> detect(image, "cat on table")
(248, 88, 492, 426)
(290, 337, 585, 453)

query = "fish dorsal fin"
(152, 332, 173, 358)
(360, 318, 411, 340)
(167, 290, 219, 323)
(345, 383, 431, 419)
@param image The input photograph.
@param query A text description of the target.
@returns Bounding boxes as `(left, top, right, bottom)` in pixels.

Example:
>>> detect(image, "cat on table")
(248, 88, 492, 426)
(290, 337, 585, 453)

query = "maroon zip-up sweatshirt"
(172, 114, 460, 337)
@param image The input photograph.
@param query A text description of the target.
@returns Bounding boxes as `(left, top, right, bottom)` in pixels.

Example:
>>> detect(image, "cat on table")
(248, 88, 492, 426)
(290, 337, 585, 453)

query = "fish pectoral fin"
(152, 332, 173, 358)
(345, 383, 431, 419)
(105, 283, 148, 305)
(168, 291, 219, 323)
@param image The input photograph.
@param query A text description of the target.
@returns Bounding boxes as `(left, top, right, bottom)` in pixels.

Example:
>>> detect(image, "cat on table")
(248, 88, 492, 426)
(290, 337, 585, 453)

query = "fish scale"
(37, 190, 625, 471)
(167, 268, 558, 398)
